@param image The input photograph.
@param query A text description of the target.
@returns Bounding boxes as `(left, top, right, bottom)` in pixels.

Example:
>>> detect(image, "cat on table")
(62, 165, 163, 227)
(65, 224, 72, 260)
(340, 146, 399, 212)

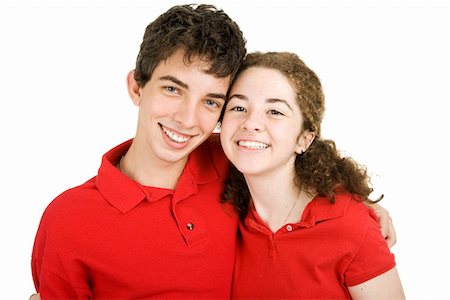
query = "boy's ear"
(127, 70, 142, 106)
(295, 130, 316, 154)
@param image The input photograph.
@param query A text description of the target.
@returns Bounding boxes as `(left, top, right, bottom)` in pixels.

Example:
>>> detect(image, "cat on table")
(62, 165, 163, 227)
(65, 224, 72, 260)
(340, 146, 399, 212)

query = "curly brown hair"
(222, 52, 380, 219)
(134, 4, 247, 87)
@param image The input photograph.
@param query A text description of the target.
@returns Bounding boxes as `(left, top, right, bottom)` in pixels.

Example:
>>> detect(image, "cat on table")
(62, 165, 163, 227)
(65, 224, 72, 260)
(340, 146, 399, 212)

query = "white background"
(1, 0, 449, 299)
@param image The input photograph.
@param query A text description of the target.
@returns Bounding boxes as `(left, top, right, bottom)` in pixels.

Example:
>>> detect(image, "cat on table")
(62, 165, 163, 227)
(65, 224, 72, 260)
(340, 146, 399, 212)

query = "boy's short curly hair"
(134, 4, 247, 87)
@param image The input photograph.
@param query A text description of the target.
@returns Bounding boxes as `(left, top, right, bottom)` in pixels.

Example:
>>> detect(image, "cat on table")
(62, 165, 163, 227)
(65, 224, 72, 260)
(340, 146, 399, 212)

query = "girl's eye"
(269, 109, 284, 116)
(231, 106, 245, 112)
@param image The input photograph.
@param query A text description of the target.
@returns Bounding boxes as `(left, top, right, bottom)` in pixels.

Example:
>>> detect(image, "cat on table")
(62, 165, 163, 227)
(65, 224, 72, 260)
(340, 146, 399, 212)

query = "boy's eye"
(165, 86, 178, 93)
(205, 99, 221, 108)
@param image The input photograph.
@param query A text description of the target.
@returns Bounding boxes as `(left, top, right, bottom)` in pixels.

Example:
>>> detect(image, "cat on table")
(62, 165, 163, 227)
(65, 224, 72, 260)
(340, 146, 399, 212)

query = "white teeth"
(162, 126, 190, 143)
(238, 140, 269, 149)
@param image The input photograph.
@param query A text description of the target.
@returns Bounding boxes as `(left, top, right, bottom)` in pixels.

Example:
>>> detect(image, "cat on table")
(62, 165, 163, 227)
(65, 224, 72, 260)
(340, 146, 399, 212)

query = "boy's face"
(129, 48, 230, 167)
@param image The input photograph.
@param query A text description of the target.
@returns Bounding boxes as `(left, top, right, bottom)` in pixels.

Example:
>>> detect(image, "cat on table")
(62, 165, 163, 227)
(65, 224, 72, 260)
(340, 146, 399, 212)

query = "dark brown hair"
(134, 4, 246, 87)
(223, 52, 380, 219)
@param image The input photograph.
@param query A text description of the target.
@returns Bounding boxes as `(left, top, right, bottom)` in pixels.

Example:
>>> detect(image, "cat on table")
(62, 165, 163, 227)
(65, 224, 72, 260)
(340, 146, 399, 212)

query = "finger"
(378, 211, 389, 239)
(371, 204, 389, 238)
(385, 217, 397, 248)
(29, 293, 41, 300)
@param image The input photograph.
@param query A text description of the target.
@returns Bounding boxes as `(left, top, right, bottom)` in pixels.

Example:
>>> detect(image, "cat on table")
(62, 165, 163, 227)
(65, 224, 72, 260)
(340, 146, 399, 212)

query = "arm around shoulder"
(29, 293, 40, 300)
(365, 202, 397, 248)
(348, 267, 405, 300)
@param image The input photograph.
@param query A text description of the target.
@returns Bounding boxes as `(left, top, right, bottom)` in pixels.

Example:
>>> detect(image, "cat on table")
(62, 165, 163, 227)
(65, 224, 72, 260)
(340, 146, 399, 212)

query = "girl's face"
(220, 67, 313, 177)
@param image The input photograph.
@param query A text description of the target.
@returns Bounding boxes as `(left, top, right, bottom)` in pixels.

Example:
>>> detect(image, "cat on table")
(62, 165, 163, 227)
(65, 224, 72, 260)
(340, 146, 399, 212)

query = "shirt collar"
(172, 139, 219, 203)
(96, 139, 220, 213)
(245, 193, 352, 232)
(298, 193, 352, 227)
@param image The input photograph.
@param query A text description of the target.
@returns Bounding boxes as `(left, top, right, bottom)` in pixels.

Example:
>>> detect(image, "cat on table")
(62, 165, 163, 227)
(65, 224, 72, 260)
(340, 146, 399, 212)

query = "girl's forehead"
(231, 67, 296, 99)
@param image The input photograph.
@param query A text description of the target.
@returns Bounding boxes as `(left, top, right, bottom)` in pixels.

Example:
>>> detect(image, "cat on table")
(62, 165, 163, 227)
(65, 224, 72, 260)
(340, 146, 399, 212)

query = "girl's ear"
(127, 70, 142, 106)
(296, 130, 316, 154)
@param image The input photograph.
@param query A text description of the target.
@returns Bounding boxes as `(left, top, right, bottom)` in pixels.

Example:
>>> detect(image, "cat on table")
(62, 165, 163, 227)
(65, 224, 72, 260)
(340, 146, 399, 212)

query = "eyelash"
(269, 109, 284, 116)
(163, 87, 222, 109)
(205, 99, 221, 109)
(230, 106, 245, 112)
(229, 106, 284, 116)
(164, 86, 179, 93)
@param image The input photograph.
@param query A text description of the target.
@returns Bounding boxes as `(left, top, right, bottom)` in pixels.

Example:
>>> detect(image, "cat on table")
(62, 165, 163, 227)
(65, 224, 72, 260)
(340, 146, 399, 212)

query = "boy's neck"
(119, 141, 188, 190)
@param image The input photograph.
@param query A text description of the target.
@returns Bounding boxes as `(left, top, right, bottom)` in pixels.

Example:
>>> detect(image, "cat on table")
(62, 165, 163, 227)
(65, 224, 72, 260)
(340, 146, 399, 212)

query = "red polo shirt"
(232, 193, 396, 299)
(32, 137, 238, 299)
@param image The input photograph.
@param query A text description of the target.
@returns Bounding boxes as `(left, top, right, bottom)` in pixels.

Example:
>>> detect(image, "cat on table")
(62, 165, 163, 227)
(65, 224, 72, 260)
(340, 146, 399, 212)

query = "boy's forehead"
(157, 49, 231, 86)
(159, 49, 203, 69)
(148, 49, 230, 96)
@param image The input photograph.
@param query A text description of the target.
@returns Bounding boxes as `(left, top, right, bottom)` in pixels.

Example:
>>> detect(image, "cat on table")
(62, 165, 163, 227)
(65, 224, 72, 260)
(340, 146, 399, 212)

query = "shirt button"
(286, 225, 293, 232)
(186, 222, 195, 231)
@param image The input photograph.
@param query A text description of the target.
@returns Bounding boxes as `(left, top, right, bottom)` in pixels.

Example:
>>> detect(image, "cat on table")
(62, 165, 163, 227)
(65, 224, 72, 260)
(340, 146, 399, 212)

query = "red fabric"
(232, 193, 396, 299)
(32, 137, 238, 299)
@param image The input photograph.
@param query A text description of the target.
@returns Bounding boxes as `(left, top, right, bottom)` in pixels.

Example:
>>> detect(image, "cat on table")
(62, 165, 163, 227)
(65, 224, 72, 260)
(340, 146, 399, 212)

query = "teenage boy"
(32, 4, 245, 299)
(31, 4, 395, 299)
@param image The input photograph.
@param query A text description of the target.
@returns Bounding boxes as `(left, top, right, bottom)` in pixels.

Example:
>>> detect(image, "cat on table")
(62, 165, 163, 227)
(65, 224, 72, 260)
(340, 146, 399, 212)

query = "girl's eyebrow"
(266, 98, 293, 111)
(228, 93, 247, 101)
(228, 94, 293, 111)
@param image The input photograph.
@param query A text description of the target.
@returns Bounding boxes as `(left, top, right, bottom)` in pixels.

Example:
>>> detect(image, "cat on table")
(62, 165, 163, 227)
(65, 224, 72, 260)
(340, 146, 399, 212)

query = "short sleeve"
(344, 208, 396, 286)
(31, 198, 93, 299)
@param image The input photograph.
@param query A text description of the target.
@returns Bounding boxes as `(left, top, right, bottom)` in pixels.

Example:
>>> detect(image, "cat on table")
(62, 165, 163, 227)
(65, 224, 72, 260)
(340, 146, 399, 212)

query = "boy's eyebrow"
(207, 93, 227, 101)
(160, 75, 226, 100)
(159, 75, 188, 89)
(228, 94, 293, 111)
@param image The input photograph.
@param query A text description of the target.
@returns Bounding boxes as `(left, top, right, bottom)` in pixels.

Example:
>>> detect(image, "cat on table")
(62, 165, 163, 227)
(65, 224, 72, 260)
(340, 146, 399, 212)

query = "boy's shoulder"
(40, 176, 101, 224)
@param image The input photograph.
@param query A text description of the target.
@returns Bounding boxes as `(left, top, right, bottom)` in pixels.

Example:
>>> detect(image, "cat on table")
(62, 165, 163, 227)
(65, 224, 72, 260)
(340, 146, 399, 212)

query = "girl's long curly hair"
(222, 52, 381, 219)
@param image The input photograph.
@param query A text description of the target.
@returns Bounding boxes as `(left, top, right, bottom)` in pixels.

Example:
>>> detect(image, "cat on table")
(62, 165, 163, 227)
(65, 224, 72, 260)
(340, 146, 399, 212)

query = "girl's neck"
(245, 171, 314, 233)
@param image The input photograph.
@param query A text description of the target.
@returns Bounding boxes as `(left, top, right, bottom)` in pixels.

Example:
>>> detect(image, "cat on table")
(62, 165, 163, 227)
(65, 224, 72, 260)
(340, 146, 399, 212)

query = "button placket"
(186, 222, 194, 231)
(172, 201, 208, 247)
